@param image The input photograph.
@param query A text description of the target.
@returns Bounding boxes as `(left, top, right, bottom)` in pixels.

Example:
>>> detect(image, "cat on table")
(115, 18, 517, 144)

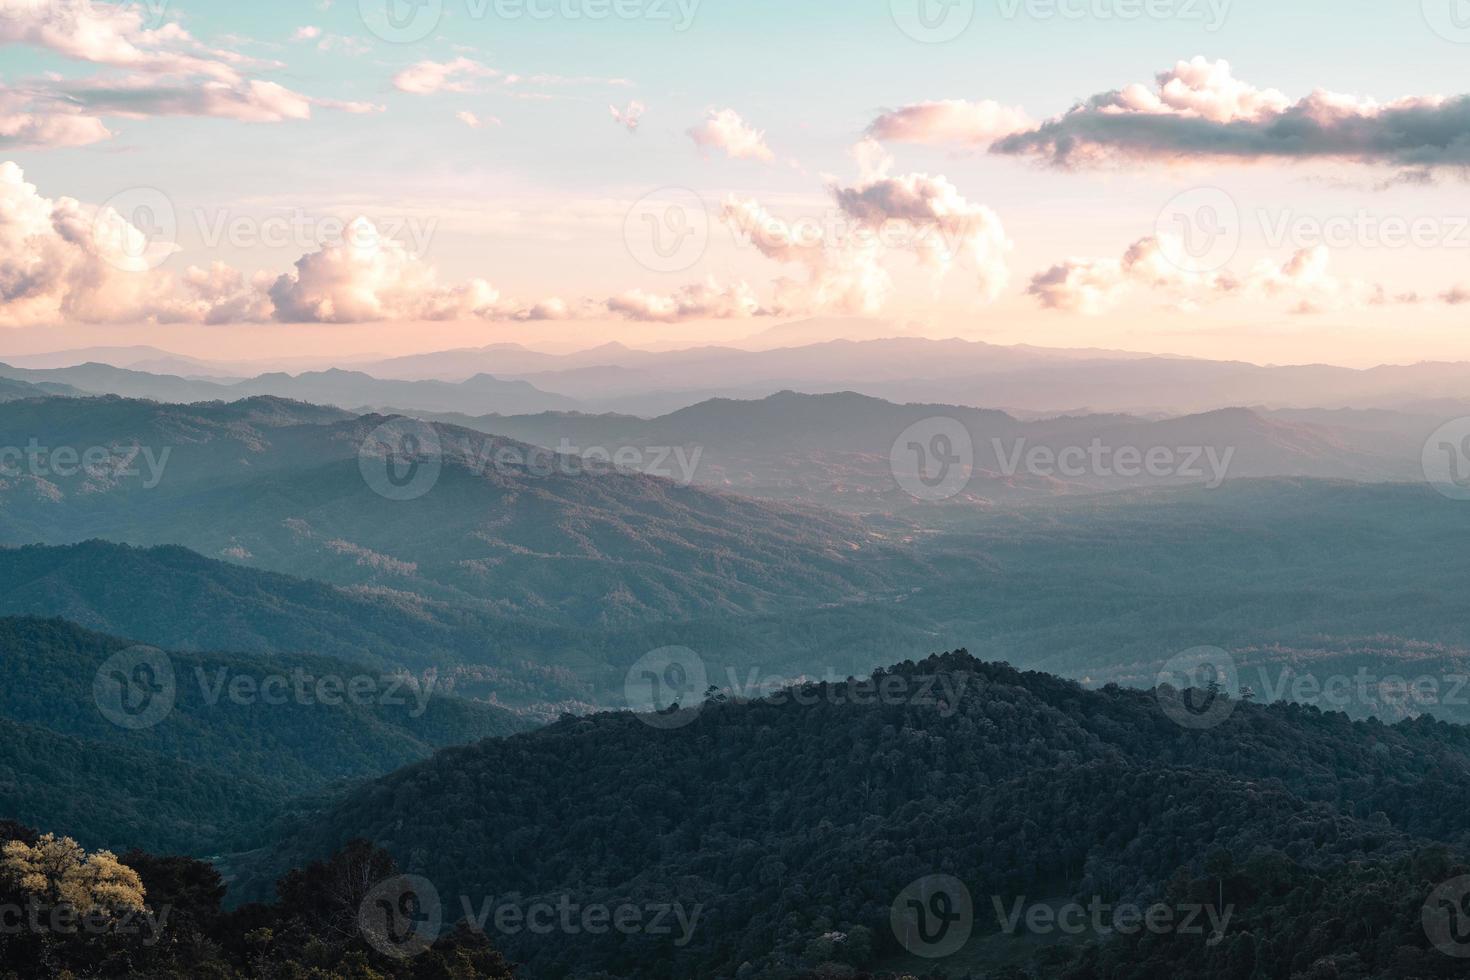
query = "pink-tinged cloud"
(688, 108, 774, 161)
(49, 76, 382, 122)
(0, 1, 372, 135)
(0, 95, 112, 149)
(606, 279, 765, 321)
(1027, 235, 1417, 315)
(0, 0, 269, 82)
(267, 217, 505, 323)
(830, 171, 1011, 301)
(610, 100, 645, 133)
(993, 57, 1470, 171)
(0, 163, 563, 326)
(867, 99, 1033, 146)
(722, 196, 890, 316)
(456, 111, 500, 129)
(392, 58, 501, 95)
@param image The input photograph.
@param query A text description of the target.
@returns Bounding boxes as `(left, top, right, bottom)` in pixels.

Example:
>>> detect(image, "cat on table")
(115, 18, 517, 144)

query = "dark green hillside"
(263, 651, 1470, 978)
(0, 617, 529, 854)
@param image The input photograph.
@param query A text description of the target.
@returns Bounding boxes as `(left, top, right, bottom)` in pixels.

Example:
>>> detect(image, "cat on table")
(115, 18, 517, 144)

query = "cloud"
(866, 99, 1033, 146)
(722, 196, 890, 316)
(456, 111, 500, 129)
(392, 57, 501, 95)
(830, 171, 1011, 301)
(605, 278, 765, 322)
(46, 76, 382, 121)
(0, 93, 112, 149)
(1026, 235, 1416, 315)
(610, 100, 645, 133)
(688, 108, 774, 161)
(993, 57, 1470, 173)
(0, 1, 371, 135)
(0, 160, 209, 326)
(0, 0, 250, 81)
(267, 218, 508, 323)
(292, 26, 322, 42)
(0, 162, 530, 326)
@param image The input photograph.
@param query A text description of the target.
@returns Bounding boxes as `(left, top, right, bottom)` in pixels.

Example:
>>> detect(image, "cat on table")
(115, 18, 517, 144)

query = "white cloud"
(456, 111, 500, 129)
(995, 57, 1470, 174)
(606, 278, 764, 321)
(1027, 236, 1412, 315)
(866, 99, 1033, 146)
(610, 100, 645, 133)
(393, 58, 501, 95)
(688, 108, 773, 161)
(830, 171, 1012, 301)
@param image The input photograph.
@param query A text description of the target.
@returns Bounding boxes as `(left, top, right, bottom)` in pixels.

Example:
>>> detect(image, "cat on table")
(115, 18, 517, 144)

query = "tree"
(0, 833, 145, 914)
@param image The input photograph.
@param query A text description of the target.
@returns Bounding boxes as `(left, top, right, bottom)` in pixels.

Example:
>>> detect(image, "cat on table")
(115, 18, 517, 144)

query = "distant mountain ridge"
(0, 361, 578, 416)
(14, 334, 1470, 416)
(409, 390, 1424, 512)
(0, 396, 920, 628)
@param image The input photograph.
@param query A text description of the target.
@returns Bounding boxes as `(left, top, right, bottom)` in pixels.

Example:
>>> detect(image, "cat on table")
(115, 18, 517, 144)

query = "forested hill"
(0, 617, 529, 856)
(261, 650, 1470, 979)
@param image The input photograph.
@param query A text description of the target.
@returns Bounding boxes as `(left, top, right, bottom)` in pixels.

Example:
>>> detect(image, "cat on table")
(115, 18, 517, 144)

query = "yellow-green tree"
(1, 833, 145, 913)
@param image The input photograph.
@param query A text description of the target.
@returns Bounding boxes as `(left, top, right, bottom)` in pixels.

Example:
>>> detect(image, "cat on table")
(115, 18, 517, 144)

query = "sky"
(2, 0, 1470, 367)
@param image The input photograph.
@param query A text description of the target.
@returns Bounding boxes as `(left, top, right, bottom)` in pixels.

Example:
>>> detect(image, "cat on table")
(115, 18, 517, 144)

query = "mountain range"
(11, 333, 1470, 417)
